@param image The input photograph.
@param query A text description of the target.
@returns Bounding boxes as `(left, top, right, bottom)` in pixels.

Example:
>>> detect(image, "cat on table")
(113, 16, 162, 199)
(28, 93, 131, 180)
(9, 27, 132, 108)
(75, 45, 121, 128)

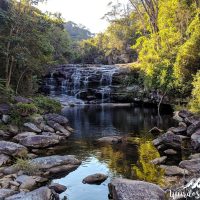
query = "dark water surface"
(51, 104, 175, 200)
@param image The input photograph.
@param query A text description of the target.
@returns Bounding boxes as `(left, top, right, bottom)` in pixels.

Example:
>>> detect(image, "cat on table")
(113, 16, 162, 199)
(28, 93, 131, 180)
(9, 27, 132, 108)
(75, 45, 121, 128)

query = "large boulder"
(155, 131, 182, 150)
(5, 186, 58, 200)
(178, 110, 193, 119)
(0, 189, 18, 199)
(82, 173, 108, 184)
(53, 123, 71, 137)
(19, 135, 60, 148)
(30, 155, 81, 176)
(0, 141, 28, 157)
(179, 158, 200, 173)
(97, 136, 122, 144)
(13, 132, 37, 142)
(187, 121, 200, 136)
(191, 130, 200, 151)
(44, 114, 69, 126)
(16, 175, 37, 190)
(108, 179, 166, 200)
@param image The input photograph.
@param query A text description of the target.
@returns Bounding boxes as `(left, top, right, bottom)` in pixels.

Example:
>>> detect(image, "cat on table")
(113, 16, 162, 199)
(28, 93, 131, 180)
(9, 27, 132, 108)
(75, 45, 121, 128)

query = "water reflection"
(51, 104, 175, 200)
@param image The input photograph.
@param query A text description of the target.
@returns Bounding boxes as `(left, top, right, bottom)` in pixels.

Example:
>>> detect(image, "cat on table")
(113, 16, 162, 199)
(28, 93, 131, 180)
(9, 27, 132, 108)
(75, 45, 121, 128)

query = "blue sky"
(37, 0, 129, 33)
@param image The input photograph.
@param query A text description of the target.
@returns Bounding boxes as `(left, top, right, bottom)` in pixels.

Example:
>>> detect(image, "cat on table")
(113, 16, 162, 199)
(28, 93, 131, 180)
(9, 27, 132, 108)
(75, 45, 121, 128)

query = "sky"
(37, 0, 129, 33)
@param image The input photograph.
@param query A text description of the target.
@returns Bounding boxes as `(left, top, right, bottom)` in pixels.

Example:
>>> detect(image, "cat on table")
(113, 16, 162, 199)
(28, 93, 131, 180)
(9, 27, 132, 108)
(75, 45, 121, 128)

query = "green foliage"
(14, 158, 40, 175)
(33, 95, 61, 114)
(189, 71, 200, 113)
(15, 102, 38, 116)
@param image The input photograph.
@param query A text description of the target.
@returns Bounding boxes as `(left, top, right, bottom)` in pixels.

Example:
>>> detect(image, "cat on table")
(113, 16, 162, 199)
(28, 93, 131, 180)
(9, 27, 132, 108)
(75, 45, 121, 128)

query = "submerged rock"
(5, 186, 58, 200)
(108, 179, 166, 200)
(82, 173, 108, 184)
(97, 136, 122, 144)
(19, 135, 60, 148)
(0, 141, 28, 157)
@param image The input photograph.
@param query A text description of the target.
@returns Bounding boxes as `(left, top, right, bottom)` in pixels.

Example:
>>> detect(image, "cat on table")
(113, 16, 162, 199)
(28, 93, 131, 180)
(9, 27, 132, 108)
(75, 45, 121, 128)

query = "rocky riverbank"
(0, 96, 81, 199)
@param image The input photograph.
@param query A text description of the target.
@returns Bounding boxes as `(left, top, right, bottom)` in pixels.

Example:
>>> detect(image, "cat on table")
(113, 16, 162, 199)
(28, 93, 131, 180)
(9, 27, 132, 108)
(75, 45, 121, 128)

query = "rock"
(173, 111, 183, 122)
(97, 136, 122, 144)
(19, 135, 60, 148)
(82, 173, 108, 184)
(41, 132, 64, 141)
(44, 113, 69, 126)
(189, 153, 200, 160)
(191, 130, 200, 151)
(149, 127, 163, 135)
(8, 125, 19, 135)
(6, 186, 59, 200)
(0, 104, 11, 115)
(0, 154, 10, 166)
(0, 130, 9, 138)
(3, 166, 18, 175)
(2, 115, 10, 124)
(24, 123, 41, 133)
(164, 149, 177, 155)
(160, 165, 189, 176)
(0, 141, 28, 157)
(14, 96, 32, 104)
(9, 181, 20, 187)
(29, 114, 43, 124)
(178, 122, 187, 127)
(156, 131, 182, 150)
(108, 179, 166, 200)
(27, 153, 37, 159)
(16, 175, 37, 190)
(157, 144, 167, 151)
(152, 138, 162, 147)
(150, 156, 167, 165)
(53, 123, 71, 137)
(178, 110, 193, 118)
(30, 155, 81, 174)
(43, 125, 54, 133)
(179, 158, 200, 173)
(168, 126, 187, 135)
(0, 189, 18, 199)
(49, 183, 67, 194)
(187, 121, 200, 136)
(185, 115, 200, 125)
(13, 132, 37, 142)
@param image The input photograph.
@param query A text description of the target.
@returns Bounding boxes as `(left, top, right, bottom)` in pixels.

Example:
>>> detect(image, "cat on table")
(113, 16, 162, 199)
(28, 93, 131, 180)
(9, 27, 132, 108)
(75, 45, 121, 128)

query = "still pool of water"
(51, 104, 175, 200)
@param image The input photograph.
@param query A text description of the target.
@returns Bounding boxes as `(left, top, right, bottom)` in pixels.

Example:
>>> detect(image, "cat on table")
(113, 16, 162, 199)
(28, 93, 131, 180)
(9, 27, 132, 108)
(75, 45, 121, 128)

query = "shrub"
(33, 95, 61, 114)
(189, 71, 200, 113)
(15, 102, 38, 117)
(14, 158, 40, 175)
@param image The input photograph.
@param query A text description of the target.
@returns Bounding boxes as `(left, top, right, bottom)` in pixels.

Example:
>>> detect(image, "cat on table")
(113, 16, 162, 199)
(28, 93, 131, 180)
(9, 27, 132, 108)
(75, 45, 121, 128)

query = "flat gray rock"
(24, 122, 41, 133)
(179, 158, 200, 173)
(31, 155, 81, 170)
(0, 189, 18, 199)
(0, 141, 28, 157)
(13, 132, 37, 142)
(19, 135, 60, 148)
(160, 165, 189, 176)
(5, 186, 58, 200)
(108, 179, 166, 200)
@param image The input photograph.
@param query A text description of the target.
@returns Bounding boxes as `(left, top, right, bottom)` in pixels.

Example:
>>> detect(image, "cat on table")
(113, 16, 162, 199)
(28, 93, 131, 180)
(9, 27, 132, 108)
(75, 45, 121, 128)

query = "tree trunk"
(15, 67, 28, 95)
(6, 56, 14, 89)
(158, 91, 167, 118)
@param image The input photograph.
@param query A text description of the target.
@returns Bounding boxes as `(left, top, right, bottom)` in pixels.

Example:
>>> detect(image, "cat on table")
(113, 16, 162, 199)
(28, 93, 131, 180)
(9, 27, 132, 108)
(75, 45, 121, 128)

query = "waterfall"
(42, 64, 123, 104)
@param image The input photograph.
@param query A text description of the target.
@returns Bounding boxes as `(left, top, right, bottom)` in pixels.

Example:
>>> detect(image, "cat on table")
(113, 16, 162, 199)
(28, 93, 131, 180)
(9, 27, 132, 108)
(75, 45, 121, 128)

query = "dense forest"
(0, 0, 200, 112)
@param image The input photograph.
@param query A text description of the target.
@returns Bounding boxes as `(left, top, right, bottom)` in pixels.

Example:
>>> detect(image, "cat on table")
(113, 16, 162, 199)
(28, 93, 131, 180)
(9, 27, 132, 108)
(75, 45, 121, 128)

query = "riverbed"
(47, 104, 175, 200)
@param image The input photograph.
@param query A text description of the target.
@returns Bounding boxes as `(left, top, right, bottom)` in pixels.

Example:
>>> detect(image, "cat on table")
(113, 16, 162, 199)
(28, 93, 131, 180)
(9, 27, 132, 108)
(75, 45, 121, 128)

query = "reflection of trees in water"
(132, 140, 165, 185)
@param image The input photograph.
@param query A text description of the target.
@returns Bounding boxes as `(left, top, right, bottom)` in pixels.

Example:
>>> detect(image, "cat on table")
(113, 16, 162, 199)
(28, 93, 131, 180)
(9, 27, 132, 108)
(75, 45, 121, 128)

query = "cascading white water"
(42, 65, 122, 105)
